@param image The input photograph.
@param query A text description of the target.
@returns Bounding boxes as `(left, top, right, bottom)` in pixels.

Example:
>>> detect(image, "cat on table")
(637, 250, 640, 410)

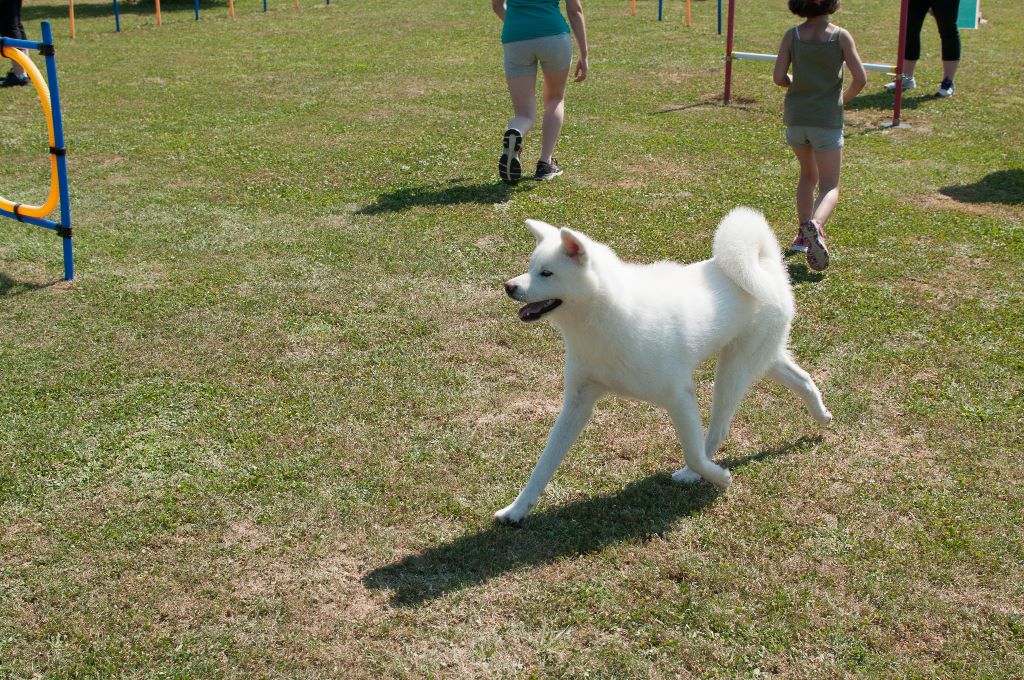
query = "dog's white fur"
(497, 207, 832, 524)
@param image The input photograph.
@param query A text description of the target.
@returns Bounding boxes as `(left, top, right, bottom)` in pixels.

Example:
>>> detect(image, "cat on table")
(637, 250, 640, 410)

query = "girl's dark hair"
(788, 0, 839, 18)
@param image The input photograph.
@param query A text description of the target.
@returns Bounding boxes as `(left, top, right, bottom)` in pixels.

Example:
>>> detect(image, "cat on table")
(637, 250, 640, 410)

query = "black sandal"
(0, 70, 29, 88)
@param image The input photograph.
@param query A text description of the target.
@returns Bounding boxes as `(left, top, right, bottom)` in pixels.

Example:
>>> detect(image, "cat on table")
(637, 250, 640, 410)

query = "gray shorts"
(503, 33, 572, 78)
(786, 125, 844, 151)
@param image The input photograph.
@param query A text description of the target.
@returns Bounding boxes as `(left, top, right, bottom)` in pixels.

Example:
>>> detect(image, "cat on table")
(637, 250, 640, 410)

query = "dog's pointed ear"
(560, 228, 587, 263)
(525, 219, 557, 243)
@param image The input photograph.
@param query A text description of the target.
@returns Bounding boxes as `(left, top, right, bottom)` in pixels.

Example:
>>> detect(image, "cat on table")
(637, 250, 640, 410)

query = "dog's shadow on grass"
(356, 179, 528, 215)
(363, 436, 819, 607)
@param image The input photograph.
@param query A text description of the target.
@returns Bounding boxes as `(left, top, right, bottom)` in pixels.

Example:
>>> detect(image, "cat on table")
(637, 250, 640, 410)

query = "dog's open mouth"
(518, 299, 562, 322)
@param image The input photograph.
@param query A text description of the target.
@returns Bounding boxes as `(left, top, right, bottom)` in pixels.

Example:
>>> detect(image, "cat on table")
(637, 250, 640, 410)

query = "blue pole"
(40, 22, 73, 281)
(263, 0, 267, 12)
(113, 0, 121, 32)
(658, 0, 663, 21)
(718, 0, 722, 34)
(0, 36, 39, 50)
(194, 0, 200, 20)
(0, 209, 59, 230)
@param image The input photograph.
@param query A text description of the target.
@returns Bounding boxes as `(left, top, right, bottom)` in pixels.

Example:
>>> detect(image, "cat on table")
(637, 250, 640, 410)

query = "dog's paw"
(672, 465, 731, 490)
(711, 467, 733, 491)
(493, 504, 527, 527)
(817, 409, 834, 427)
(671, 466, 703, 484)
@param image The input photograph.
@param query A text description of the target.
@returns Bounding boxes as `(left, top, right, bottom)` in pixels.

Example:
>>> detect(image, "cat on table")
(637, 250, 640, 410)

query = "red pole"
(723, 0, 736, 104)
(892, 0, 910, 126)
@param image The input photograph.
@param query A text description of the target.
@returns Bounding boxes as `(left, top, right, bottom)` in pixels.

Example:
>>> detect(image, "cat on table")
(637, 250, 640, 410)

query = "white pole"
(731, 51, 894, 72)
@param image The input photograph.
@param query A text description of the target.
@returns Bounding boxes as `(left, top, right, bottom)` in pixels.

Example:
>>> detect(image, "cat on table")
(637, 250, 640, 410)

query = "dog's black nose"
(504, 281, 518, 298)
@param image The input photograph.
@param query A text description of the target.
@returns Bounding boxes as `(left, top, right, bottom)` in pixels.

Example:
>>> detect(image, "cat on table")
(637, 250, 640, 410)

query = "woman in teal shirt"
(493, 0, 588, 182)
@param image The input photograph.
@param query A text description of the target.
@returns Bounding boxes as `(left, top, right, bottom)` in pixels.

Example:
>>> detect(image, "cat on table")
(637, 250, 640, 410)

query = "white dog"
(496, 207, 833, 525)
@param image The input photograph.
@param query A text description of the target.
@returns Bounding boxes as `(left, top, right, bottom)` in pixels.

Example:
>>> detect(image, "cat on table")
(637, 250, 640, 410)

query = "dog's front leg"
(494, 380, 603, 525)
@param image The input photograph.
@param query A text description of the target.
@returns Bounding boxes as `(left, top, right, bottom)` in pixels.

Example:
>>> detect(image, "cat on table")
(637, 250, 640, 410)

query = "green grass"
(2, 0, 1022, 676)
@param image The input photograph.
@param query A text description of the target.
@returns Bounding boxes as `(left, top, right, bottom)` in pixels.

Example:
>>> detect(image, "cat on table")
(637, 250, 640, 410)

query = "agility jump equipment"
(721, 0, 912, 128)
(0, 22, 74, 280)
(956, 0, 981, 30)
(73, 0, 311, 36)
(658, 0, 692, 25)
(632, 0, 693, 27)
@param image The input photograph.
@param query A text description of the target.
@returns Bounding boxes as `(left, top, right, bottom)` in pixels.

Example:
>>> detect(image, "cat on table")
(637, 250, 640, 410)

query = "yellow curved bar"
(0, 44, 59, 219)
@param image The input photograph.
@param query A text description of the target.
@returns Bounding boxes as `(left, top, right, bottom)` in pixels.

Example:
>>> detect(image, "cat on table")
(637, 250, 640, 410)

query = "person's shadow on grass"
(356, 179, 526, 216)
(845, 90, 936, 113)
(363, 436, 820, 607)
(786, 261, 824, 285)
(0, 274, 60, 297)
(939, 169, 1024, 206)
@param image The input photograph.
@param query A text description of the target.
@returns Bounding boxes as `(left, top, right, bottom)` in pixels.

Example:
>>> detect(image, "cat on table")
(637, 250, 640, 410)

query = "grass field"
(1, 0, 1022, 676)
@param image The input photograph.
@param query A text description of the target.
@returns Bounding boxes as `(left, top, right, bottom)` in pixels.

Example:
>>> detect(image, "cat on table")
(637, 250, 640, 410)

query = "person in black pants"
(0, 0, 29, 87)
(886, 0, 961, 98)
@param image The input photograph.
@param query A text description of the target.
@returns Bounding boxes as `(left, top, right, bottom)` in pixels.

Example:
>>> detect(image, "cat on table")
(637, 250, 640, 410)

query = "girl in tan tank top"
(773, 0, 866, 272)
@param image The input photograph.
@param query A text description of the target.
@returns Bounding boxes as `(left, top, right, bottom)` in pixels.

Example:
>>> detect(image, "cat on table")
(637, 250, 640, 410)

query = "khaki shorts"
(503, 33, 573, 78)
(786, 126, 844, 151)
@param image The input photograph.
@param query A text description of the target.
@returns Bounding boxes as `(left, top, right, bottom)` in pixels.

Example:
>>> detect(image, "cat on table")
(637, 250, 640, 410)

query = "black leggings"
(905, 0, 962, 62)
(0, 0, 27, 40)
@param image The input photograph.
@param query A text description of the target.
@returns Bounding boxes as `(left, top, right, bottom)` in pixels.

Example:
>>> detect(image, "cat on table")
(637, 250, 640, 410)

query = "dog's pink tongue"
(518, 302, 546, 321)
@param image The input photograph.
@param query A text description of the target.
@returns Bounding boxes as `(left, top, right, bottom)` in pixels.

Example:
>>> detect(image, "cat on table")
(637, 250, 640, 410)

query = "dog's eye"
(539, 270, 553, 277)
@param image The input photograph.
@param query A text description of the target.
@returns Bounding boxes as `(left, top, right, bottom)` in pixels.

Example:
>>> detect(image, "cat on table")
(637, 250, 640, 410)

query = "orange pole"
(294, 0, 298, 8)
(155, 0, 162, 25)
(68, 0, 76, 38)
(631, 0, 636, 16)
(228, 0, 235, 17)
(686, 0, 691, 26)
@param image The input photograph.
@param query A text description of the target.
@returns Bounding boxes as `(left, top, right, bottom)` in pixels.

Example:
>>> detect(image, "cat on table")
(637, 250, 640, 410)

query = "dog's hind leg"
(706, 339, 775, 457)
(767, 354, 833, 426)
(667, 383, 732, 490)
(673, 338, 773, 485)
(494, 380, 604, 525)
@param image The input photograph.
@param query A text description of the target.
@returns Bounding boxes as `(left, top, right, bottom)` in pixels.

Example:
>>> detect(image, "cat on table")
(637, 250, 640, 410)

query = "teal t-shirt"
(501, 0, 571, 44)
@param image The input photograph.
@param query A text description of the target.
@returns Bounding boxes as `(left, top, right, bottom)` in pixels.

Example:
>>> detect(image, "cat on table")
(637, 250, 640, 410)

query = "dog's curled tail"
(712, 207, 792, 310)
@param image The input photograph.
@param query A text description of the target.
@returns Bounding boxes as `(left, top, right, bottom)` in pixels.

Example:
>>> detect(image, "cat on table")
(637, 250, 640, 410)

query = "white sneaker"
(936, 78, 954, 97)
(884, 75, 916, 92)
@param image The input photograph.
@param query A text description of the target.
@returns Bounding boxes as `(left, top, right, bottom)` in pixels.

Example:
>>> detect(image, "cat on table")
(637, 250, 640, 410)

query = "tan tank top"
(783, 25, 845, 129)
